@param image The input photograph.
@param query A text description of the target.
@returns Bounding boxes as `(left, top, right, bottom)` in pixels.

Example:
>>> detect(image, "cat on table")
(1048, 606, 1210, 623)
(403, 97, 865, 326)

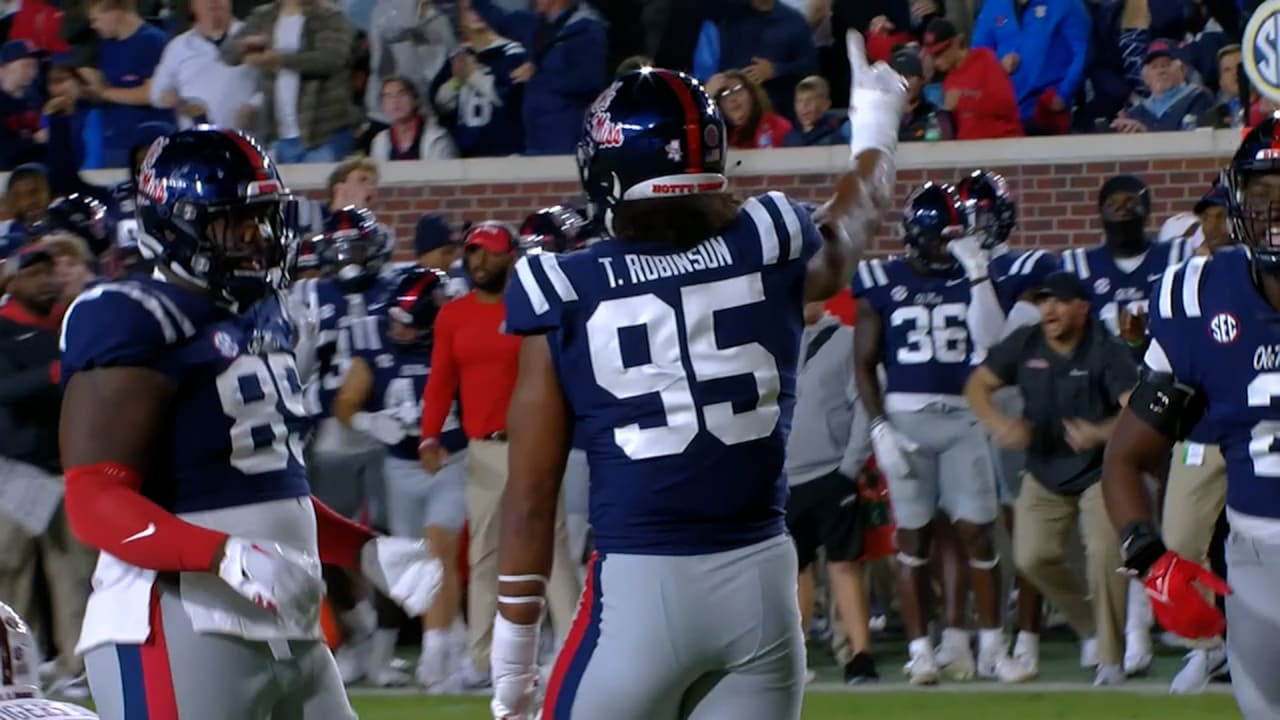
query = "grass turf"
(345, 691, 1238, 719)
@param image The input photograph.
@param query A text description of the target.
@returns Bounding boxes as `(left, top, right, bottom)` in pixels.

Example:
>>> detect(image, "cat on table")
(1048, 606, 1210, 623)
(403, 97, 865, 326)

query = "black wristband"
(1119, 521, 1166, 576)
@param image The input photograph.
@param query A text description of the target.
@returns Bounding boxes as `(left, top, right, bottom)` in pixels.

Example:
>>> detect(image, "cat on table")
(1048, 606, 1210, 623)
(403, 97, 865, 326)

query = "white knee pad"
(896, 551, 930, 568)
(969, 554, 1000, 571)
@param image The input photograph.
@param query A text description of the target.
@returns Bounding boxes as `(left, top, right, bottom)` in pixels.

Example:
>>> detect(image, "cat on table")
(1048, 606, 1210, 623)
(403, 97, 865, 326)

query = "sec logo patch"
(1244, 0, 1280, 103)
(1209, 312, 1239, 344)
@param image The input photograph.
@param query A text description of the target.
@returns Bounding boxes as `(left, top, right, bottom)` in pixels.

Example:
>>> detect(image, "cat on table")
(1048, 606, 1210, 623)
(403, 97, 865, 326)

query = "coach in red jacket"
(924, 18, 1023, 141)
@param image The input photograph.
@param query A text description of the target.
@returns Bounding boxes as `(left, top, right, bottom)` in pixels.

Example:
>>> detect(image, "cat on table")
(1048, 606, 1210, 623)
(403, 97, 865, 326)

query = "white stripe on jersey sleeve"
(1062, 249, 1075, 273)
(869, 258, 889, 285)
(149, 288, 197, 336)
(1144, 337, 1173, 373)
(766, 191, 804, 261)
(513, 256, 550, 315)
(856, 260, 875, 290)
(536, 253, 578, 302)
(1156, 263, 1177, 320)
(1020, 250, 1047, 275)
(1009, 251, 1030, 276)
(1180, 255, 1206, 318)
(742, 196, 781, 265)
(1074, 248, 1091, 279)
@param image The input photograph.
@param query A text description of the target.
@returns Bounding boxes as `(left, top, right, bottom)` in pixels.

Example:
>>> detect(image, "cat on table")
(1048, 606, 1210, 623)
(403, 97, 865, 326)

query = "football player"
(953, 170, 1057, 682)
(1061, 173, 1189, 675)
(332, 266, 467, 692)
(1100, 117, 1280, 720)
(853, 182, 1005, 685)
(292, 206, 401, 684)
(490, 31, 904, 720)
(0, 603, 98, 719)
(58, 127, 441, 720)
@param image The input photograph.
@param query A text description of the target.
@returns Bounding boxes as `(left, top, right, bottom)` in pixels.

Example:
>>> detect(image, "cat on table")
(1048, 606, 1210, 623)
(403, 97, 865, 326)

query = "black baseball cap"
(413, 213, 456, 256)
(1034, 271, 1089, 302)
(3, 245, 53, 278)
(890, 49, 924, 79)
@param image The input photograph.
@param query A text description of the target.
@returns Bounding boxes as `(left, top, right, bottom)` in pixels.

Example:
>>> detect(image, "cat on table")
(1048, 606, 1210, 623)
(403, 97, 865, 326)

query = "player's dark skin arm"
(496, 335, 572, 625)
(1101, 410, 1172, 534)
(332, 357, 373, 427)
(60, 367, 230, 571)
(852, 298, 887, 421)
(806, 150, 891, 302)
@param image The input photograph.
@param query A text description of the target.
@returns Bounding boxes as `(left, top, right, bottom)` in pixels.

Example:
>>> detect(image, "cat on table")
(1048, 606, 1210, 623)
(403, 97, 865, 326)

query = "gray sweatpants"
(305, 446, 386, 528)
(84, 585, 354, 720)
(887, 406, 1000, 531)
(541, 534, 803, 720)
(1225, 530, 1280, 720)
(989, 388, 1027, 506)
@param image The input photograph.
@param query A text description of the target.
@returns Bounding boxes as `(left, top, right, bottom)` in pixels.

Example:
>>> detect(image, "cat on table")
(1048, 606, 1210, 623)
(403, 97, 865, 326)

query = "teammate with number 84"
(57, 127, 444, 720)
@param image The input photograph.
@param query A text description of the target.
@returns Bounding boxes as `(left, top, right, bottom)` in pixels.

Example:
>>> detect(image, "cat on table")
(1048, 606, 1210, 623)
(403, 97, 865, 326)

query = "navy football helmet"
(577, 68, 728, 234)
(319, 206, 391, 290)
(519, 205, 589, 254)
(1224, 117, 1280, 273)
(384, 266, 449, 348)
(955, 170, 1016, 249)
(136, 127, 293, 309)
(32, 194, 113, 256)
(901, 182, 968, 271)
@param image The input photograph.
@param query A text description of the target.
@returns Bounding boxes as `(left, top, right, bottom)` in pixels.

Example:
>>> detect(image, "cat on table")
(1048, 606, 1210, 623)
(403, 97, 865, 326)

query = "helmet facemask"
(1225, 167, 1280, 274)
(166, 195, 291, 310)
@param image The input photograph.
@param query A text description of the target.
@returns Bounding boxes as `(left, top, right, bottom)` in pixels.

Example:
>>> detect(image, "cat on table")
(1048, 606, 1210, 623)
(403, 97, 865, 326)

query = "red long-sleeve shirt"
(944, 47, 1024, 140)
(420, 292, 520, 441)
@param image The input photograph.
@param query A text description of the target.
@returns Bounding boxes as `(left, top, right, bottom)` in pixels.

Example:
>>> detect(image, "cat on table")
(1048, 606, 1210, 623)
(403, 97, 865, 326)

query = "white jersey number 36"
(586, 273, 781, 460)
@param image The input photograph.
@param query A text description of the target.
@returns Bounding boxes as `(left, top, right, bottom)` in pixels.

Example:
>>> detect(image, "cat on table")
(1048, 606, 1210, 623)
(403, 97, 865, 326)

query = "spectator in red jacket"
(706, 70, 792, 149)
(5, 0, 68, 54)
(924, 18, 1023, 141)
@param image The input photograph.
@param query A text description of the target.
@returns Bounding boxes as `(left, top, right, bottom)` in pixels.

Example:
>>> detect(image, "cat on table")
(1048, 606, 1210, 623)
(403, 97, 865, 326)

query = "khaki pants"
(1013, 476, 1127, 666)
(1163, 442, 1227, 567)
(0, 507, 95, 675)
(465, 439, 581, 674)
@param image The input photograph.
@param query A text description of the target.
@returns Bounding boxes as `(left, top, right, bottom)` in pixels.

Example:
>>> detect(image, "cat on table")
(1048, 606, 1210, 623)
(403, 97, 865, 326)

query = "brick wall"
(305, 156, 1230, 260)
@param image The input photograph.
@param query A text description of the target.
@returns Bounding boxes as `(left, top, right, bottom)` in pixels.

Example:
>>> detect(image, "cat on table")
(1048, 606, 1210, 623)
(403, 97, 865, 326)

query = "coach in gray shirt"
(964, 271, 1136, 686)
(785, 302, 876, 683)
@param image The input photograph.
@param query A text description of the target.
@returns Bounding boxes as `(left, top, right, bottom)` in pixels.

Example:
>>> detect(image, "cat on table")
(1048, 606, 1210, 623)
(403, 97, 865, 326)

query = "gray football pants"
(886, 406, 1000, 531)
(541, 534, 804, 720)
(1225, 530, 1280, 720)
(84, 585, 354, 720)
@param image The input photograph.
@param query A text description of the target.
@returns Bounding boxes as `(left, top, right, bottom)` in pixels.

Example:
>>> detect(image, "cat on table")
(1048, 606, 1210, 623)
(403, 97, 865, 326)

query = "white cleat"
(1094, 663, 1126, 687)
(368, 664, 410, 688)
(335, 643, 369, 685)
(935, 641, 975, 681)
(995, 652, 1039, 683)
(1124, 630, 1154, 676)
(977, 647, 1007, 680)
(903, 643, 941, 686)
(1170, 645, 1229, 695)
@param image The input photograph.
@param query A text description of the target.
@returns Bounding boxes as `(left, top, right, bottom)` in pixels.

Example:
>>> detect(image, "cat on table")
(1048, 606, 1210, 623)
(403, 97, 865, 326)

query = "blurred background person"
(706, 70, 791, 149)
(369, 76, 457, 162)
(430, 11, 527, 157)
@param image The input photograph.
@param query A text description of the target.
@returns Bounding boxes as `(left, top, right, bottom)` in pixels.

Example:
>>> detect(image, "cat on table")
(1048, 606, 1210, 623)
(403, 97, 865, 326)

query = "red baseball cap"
(463, 222, 515, 254)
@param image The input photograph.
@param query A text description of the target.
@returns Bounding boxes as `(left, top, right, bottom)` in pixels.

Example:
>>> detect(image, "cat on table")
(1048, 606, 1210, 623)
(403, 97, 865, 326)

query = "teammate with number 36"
(1102, 117, 1280, 720)
(487, 33, 906, 720)
(56, 128, 443, 720)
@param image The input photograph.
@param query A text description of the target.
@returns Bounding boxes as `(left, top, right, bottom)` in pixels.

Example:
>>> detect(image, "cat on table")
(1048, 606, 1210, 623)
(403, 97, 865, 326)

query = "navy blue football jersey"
(853, 257, 976, 396)
(431, 39, 527, 157)
(294, 276, 395, 417)
(60, 277, 311, 514)
(1146, 247, 1280, 520)
(503, 191, 822, 555)
(989, 247, 1057, 312)
(1061, 239, 1191, 336)
(358, 326, 466, 461)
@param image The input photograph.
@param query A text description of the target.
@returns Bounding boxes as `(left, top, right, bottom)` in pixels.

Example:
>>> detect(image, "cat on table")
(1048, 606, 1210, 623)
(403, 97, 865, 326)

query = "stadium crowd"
(0, 0, 1253, 714)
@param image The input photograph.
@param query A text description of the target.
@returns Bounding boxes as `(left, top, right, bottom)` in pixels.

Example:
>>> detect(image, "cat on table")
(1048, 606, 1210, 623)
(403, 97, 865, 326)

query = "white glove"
(948, 235, 991, 281)
(217, 537, 324, 624)
(869, 416, 919, 481)
(360, 537, 443, 617)
(351, 410, 407, 446)
(847, 29, 908, 160)
(395, 401, 420, 428)
(490, 614, 542, 720)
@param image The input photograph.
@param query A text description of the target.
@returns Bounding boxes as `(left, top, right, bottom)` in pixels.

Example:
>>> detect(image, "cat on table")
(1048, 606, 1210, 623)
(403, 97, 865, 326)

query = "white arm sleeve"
(1001, 300, 1041, 338)
(966, 279, 1006, 353)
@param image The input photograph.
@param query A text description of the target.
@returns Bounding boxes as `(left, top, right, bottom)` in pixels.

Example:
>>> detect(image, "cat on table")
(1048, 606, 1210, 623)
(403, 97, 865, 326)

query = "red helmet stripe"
(656, 71, 703, 174)
(401, 274, 434, 313)
(221, 129, 271, 181)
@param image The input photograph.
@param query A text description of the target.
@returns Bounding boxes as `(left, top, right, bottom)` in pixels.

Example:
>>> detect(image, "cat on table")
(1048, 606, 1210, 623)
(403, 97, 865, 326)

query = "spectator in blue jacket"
(971, 0, 1091, 135)
(1112, 39, 1216, 132)
(469, 0, 607, 156)
(713, 0, 816, 123)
